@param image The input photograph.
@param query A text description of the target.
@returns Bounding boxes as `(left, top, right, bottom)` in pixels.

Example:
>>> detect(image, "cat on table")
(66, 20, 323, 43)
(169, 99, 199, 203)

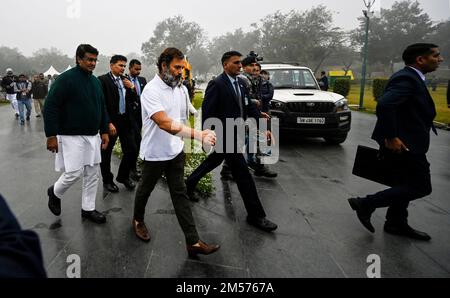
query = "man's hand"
(122, 78, 134, 89)
(47, 136, 58, 153)
(261, 112, 271, 119)
(385, 138, 409, 154)
(101, 134, 109, 150)
(201, 129, 216, 146)
(265, 131, 276, 146)
(109, 123, 117, 137)
(255, 100, 262, 109)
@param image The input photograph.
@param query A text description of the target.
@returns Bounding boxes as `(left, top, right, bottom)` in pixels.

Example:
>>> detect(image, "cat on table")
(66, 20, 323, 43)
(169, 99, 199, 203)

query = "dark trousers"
(134, 152, 199, 245)
(131, 126, 142, 173)
(187, 152, 267, 219)
(362, 152, 432, 225)
(101, 115, 138, 183)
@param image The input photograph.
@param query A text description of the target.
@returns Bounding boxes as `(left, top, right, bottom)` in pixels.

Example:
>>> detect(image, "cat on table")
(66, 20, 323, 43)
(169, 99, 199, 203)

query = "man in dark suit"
(98, 55, 140, 192)
(186, 51, 277, 232)
(349, 43, 444, 241)
(0, 194, 46, 277)
(127, 59, 147, 181)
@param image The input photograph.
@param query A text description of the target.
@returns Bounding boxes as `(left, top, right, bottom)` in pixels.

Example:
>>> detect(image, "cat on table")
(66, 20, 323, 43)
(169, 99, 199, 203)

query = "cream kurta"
(55, 134, 101, 173)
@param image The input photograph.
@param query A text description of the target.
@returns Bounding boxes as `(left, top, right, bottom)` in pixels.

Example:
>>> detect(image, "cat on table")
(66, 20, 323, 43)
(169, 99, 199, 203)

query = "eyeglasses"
(83, 57, 98, 62)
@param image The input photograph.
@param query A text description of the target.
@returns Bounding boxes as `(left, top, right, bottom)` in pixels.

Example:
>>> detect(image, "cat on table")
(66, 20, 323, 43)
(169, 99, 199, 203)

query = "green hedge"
(372, 78, 389, 102)
(333, 79, 351, 97)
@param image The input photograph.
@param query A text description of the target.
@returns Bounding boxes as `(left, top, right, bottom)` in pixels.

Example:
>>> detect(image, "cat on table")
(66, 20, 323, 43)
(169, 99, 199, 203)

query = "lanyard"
(109, 72, 123, 90)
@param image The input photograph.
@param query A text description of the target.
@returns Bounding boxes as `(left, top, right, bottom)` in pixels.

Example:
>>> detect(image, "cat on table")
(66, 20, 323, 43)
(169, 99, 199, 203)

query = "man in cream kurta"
(43, 44, 110, 224)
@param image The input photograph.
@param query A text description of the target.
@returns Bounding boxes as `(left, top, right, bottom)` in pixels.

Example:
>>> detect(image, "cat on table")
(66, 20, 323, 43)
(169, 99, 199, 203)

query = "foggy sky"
(1, 0, 449, 57)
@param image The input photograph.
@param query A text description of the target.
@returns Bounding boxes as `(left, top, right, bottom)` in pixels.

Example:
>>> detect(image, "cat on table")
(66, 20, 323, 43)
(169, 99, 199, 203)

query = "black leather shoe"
(384, 223, 431, 241)
(130, 170, 142, 181)
(81, 210, 106, 224)
(247, 216, 278, 232)
(103, 182, 119, 193)
(47, 185, 61, 216)
(116, 178, 136, 190)
(348, 198, 375, 233)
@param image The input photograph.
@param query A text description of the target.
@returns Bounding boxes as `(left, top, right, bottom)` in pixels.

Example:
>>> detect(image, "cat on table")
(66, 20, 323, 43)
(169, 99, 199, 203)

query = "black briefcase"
(352, 145, 404, 187)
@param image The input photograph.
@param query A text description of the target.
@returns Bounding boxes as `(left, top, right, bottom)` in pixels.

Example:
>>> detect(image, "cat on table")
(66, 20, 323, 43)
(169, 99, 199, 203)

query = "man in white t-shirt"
(133, 48, 219, 258)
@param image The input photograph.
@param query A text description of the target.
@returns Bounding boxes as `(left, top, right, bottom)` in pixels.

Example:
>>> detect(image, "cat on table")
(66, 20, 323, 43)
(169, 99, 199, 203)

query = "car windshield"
(266, 69, 319, 90)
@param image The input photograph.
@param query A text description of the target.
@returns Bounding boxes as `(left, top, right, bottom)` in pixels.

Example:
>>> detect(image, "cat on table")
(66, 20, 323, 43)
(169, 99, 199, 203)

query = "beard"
(161, 69, 182, 88)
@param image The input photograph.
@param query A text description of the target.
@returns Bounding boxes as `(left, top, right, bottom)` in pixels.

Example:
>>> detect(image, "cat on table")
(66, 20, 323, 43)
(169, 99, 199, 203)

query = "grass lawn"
(347, 84, 450, 124)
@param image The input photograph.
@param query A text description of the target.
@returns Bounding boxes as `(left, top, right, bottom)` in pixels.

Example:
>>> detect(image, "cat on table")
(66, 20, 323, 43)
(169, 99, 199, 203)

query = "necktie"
(117, 78, 126, 114)
(133, 78, 141, 96)
(234, 80, 243, 117)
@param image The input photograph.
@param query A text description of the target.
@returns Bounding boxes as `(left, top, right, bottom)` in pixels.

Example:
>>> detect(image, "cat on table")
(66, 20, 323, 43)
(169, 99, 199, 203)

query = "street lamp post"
(359, 0, 375, 110)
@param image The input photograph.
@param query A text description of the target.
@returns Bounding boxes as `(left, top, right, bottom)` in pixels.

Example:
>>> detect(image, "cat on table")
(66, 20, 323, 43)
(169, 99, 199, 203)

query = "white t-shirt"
(139, 75, 188, 161)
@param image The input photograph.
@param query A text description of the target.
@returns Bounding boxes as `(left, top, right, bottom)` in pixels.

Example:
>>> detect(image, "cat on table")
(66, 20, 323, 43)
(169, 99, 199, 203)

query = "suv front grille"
(286, 102, 335, 113)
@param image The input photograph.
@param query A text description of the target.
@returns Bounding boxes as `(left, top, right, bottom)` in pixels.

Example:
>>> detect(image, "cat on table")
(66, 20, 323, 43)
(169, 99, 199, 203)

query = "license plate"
(297, 117, 325, 124)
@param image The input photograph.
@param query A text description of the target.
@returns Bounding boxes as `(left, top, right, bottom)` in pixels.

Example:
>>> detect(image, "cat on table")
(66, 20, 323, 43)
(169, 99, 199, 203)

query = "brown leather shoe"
(133, 220, 151, 242)
(186, 240, 220, 257)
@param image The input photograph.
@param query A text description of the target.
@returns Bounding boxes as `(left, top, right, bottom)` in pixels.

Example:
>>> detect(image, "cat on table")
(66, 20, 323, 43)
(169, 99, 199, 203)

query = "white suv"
(262, 64, 351, 144)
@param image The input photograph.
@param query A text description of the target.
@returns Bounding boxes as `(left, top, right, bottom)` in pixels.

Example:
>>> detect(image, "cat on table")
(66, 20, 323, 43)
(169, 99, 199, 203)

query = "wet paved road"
(1, 104, 449, 278)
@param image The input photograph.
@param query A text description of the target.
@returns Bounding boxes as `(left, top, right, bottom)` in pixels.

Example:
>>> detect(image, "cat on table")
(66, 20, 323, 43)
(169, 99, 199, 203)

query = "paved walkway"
(0, 103, 449, 278)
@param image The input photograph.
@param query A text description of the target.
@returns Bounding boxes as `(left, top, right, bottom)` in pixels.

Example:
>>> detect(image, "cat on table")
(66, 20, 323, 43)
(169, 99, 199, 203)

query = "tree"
(207, 28, 260, 74)
(352, 0, 434, 73)
(0, 47, 31, 75)
(255, 7, 344, 73)
(326, 44, 360, 76)
(29, 47, 73, 74)
(187, 47, 211, 80)
(430, 21, 450, 68)
(141, 15, 206, 67)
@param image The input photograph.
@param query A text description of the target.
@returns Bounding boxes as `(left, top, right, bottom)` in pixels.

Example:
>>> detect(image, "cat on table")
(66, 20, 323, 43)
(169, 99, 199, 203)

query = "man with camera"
(240, 52, 277, 178)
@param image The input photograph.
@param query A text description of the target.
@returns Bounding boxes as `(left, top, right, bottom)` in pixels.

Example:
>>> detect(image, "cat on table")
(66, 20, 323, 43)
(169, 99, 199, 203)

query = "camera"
(248, 51, 263, 62)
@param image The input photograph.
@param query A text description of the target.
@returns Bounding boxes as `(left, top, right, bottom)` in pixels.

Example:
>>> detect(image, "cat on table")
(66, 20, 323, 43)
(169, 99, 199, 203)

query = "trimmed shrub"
(372, 78, 389, 102)
(333, 79, 351, 97)
(184, 153, 214, 195)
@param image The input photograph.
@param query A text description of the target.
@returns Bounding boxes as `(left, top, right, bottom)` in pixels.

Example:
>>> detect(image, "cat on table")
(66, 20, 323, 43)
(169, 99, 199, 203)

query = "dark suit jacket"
(98, 73, 139, 126)
(372, 67, 437, 154)
(0, 194, 46, 278)
(127, 75, 147, 130)
(202, 72, 261, 150)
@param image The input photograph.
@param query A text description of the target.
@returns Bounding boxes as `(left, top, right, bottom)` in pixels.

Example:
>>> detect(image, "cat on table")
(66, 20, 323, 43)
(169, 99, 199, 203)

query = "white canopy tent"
(64, 65, 72, 72)
(43, 66, 60, 77)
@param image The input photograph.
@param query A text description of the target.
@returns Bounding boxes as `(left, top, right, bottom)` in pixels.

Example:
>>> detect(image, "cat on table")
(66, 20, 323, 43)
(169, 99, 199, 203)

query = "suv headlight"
(270, 99, 285, 109)
(335, 98, 349, 112)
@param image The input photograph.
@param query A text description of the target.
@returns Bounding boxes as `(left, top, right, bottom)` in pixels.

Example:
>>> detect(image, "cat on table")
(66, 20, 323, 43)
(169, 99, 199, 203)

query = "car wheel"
(324, 134, 348, 145)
